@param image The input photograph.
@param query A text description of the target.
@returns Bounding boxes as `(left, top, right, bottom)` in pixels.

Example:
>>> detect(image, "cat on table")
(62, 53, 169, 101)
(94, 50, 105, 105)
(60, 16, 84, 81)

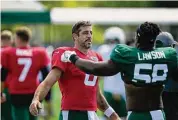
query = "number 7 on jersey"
(18, 58, 32, 82)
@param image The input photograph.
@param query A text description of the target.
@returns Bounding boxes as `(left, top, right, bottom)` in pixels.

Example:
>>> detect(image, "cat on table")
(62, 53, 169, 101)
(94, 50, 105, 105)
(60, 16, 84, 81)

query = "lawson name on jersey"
(138, 51, 166, 61)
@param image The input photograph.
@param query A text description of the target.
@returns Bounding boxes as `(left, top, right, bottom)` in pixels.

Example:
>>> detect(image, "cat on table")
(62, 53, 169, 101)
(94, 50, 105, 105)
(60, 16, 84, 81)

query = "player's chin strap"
(69, 54, 79, 64)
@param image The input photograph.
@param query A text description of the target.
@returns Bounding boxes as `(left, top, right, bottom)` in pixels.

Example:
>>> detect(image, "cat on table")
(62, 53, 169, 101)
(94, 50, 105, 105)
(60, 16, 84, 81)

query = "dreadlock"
(136, 22, 161, 49)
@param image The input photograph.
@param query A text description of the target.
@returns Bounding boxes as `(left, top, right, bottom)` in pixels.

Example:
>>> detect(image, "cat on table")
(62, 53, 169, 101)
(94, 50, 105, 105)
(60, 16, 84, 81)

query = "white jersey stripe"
(62, 110, 69, 120)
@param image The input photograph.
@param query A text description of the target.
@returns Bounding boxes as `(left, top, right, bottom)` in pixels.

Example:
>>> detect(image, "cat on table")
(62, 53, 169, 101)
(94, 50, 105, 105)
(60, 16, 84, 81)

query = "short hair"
(72, 21, 92, 35)
(1, 30, 13, 41)
(136, 22, 161, 46)
(15, 26, 32, 42)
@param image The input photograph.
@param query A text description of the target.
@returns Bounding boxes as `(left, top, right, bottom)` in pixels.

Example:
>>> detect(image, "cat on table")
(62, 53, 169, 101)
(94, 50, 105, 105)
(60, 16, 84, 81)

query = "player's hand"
(61, 51, 76, 62)
(29, 100, 42, 116)
(0, 93, 6, 103)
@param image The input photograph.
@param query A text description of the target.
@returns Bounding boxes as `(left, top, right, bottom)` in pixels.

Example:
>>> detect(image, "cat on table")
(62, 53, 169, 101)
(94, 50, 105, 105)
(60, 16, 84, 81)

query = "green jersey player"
(61, 22, 178, 120)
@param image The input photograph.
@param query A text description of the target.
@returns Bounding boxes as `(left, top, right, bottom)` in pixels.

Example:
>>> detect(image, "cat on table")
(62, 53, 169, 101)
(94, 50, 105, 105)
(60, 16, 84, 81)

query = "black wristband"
(69, 54, 79, 64)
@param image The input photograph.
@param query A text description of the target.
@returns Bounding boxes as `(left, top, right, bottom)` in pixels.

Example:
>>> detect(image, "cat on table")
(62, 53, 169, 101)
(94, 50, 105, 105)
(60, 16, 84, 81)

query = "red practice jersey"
(1, 46, 50, 94)
(52, 47, 103, 111)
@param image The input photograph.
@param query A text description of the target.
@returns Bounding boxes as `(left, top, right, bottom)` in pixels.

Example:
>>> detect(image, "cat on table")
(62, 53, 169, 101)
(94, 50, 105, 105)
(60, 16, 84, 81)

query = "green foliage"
(2, 1, 155, 44)
(41, 1, 154, 9)
(93, 25, 105, 44)
(43, 25, 72, 43)
(42, 24, 105, 44)
(39, 1, 154, 44)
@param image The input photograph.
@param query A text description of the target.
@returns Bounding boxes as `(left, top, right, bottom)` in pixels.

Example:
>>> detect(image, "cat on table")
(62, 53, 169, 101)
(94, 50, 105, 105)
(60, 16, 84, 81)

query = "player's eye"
(83, 31, 88, 34)
(90, 31, 92, 35)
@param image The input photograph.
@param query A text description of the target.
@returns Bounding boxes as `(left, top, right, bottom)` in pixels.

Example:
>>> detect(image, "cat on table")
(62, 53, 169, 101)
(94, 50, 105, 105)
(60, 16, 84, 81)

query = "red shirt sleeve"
(40, 49, 50, 67)
(51, 48, 67, 72)
(1, 49, 9, 69)
(96, 52, 103, 62)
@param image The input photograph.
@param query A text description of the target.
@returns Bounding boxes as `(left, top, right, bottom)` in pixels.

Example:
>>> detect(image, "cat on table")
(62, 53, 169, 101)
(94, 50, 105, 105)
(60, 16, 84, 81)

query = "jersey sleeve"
(51, 48, 67, 72)
(1, 49, 9, 69)
(110, 44, 136, 64)
(40, 49, 50, 68)
(96, 52, 103, 62)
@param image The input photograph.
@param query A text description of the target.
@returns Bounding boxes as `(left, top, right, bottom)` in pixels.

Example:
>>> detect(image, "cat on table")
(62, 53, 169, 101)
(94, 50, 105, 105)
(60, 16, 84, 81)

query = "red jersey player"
(1, 30, 13, 120)
(30, 21, 120, 120)
(1, 30, 13, 99)
(1, 27, 50, 120)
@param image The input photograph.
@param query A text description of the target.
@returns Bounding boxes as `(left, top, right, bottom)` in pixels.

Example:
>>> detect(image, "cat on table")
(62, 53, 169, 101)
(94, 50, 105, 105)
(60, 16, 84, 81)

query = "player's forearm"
(97, 89, 110, 112)
(32, 81, 51, 101)
(33, 68, 61, 101)
(75, 59, 99, 75)
(97, 89, 120, 120)
(70, 55, 118, 76)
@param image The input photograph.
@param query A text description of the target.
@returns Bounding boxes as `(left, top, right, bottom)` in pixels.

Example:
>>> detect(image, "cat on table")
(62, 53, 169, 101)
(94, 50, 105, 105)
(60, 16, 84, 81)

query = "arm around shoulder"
(71, 54, 120, 76)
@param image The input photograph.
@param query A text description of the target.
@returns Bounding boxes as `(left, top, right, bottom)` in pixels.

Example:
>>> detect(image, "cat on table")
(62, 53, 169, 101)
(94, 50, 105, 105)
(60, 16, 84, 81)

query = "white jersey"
(97, 44, 126, 99)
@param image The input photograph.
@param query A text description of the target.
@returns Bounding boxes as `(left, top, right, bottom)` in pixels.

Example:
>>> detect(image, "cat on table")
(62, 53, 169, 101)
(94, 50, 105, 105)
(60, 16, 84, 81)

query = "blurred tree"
(154, 1, 178, 8)
(3, 1, 177, 45)
(39, 1, 155, 44)
(41, 1, 154, 9)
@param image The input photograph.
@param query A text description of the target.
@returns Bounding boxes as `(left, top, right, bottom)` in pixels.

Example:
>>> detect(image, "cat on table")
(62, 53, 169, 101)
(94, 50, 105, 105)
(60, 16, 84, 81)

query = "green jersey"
(110, 44, 178, 111)
(110, 44, 177, 86)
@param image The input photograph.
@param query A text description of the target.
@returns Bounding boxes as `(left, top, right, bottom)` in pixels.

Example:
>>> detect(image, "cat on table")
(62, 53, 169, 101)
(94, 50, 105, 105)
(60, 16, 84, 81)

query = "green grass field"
(39, 80, 104, 120)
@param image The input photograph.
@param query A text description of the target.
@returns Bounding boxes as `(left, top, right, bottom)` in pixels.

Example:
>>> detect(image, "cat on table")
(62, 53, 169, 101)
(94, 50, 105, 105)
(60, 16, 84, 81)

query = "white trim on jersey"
(127, 111, 132, 120)
(127, 110, 164, 120)
(150, 110, 164, 120)
(88, 111, 99, 120)
(62, 110, 69, 120)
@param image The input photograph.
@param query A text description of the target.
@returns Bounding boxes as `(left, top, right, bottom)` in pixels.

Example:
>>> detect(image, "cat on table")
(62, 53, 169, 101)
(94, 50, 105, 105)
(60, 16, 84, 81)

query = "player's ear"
(72, 33, 78, 41)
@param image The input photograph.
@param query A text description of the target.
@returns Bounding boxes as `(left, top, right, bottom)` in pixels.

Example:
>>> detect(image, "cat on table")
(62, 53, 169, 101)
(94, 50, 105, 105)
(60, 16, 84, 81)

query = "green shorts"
(10, 94, 37, 120)
(104, 91, 127, 117)
(1, 88, 13, 120)
(59, 110, 99, 120)
(127, 110, 166, 120)
(11, 105, 37, 120)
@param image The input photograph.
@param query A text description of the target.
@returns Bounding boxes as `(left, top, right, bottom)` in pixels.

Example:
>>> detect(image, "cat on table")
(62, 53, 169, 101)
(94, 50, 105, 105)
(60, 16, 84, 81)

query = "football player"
(1, 27, 50, 120)
(29, 21, 120, 120)
(62, 22, 178, 120)
(97, 27, 127, 120)
(156, 32, 178, 120)
(1, 30, 13, 120)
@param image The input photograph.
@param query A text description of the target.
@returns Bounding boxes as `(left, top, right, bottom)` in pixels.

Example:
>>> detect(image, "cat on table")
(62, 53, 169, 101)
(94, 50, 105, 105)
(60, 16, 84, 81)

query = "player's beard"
(82, 39, 92, 49)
